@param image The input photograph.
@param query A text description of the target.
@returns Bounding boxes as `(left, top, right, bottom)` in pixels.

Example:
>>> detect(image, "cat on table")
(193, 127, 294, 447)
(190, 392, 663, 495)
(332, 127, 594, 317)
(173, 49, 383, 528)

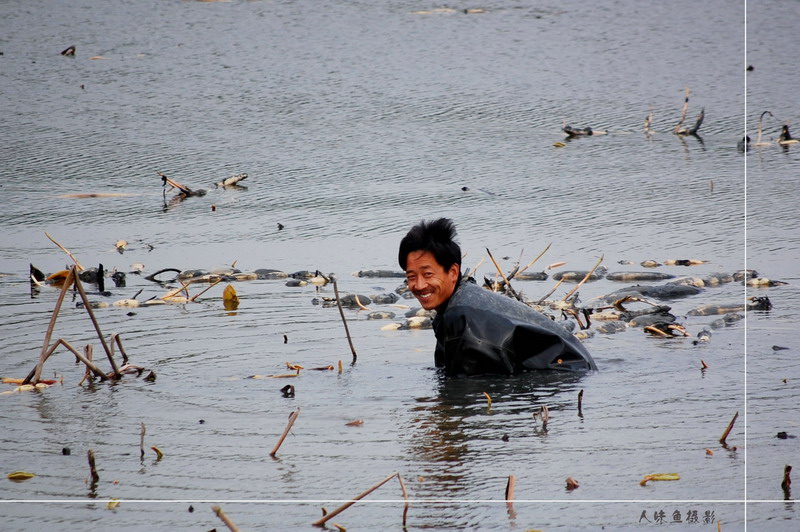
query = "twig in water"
(514, 243, 552, 279)
(212, 505, 241, 532)
(578, 389, 584, 416)
(73, 269, 122, 379)
(45, 232, 85, 271)
(397, 473, 410, 527)
(270, 409, 300, 457)
(486, 248, 521, 300)
(143, 268, 181, 283)
(333, 280, 358, 363)
(312, 472, 400, 527)
(719, 411, 739, 445)
(562, 254, 604, 302)
(534, 405, 550, 433)
(782, 465, 792, 500)
(505, 475, 516, 501)
(28, 268, 75, 384)
(536, 278, 564, 305)
(189, 278, 223, 302)
(79, 345, 94, 385)
(353, 294, 369, 311)
(140, 423, 146, 461)
(463, 256, 485, 280)
(754, 111, 774, 146)
(110, 333, 130, 365)
(87, 449, 99, 484)
(51, 339, 108, 380)
(673, 88, 691, 134)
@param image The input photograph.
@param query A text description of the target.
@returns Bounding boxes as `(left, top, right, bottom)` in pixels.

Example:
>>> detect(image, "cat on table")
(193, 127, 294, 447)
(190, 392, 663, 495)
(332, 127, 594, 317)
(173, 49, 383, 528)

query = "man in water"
(399, 218, 597, 377)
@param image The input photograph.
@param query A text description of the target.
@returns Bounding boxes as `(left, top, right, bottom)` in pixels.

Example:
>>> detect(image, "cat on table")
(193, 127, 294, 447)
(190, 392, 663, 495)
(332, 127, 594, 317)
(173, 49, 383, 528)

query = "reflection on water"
(408, 372, 587, 492)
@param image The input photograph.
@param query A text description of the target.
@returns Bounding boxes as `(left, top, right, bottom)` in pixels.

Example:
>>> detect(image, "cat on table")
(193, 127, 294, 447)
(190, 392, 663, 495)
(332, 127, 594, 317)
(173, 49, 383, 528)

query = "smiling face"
(404, 250, 460, 310)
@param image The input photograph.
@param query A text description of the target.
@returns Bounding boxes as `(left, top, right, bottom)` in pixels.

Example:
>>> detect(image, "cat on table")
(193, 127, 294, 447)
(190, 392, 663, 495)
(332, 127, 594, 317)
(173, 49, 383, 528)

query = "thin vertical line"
(742, 0, 748, 529)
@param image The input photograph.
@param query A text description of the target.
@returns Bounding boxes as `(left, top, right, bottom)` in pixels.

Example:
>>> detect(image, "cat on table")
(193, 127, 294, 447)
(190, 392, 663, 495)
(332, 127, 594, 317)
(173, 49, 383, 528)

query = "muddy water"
(0, 0, 798, 530)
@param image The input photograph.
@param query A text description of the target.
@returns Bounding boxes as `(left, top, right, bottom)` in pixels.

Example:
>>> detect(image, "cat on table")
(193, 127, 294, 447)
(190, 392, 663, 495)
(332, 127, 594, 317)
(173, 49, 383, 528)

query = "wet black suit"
(432, 279, 597, 377)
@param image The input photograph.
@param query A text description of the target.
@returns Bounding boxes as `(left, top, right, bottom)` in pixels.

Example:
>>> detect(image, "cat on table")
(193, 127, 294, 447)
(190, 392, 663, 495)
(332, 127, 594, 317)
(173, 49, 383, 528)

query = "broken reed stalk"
(541, 405, 549, 433)
(161, 280, 192, 300)
(189, 278, 223, 302)
(72, 268, 122, 379)
(55, 339, 108, 380)
(673, 88, 691, 134)
(140, 423, 146, 460)
(782, 465, 792, 497)
(24, 332, 66, 385)
(45, 232, 85, 271)
(87, 449, 100, 483)
(212, 505, 241, 532)
(562, 254, 604, 302)
(464, 256, 486, 279)
(312, 472, 400, 527)
(270, 409, 300, 457)
(110, 333, 130, 365)
(719, 411, 739, 445)
(537, 278, 564, 305)
(486, 248, 520, 300)
(578, 389, 584, 415)
(514, 242, 552, 279)
(505, 475, 517, 502)
(29, 269, 75, 383)
(755, 110, 773, 145)
(397, 473, 410, 527)
(332, 280, 357, 362)
(78, 344, 94, 385)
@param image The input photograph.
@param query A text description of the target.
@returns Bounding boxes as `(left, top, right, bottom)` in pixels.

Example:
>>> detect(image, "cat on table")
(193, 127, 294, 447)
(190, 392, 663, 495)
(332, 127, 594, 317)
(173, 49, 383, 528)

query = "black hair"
(398, 218, 462, 271)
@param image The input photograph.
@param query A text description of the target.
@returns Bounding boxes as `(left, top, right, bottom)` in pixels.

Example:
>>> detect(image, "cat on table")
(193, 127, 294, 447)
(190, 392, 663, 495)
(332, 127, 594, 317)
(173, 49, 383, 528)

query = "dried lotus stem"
(312, 472, 399, 527)
(270, 409, 300, 457)
(719, 411, 739, 445)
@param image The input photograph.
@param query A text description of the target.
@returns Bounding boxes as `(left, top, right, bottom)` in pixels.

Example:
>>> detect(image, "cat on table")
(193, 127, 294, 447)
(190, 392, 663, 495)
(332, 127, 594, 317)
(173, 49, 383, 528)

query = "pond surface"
(1, 0, 798, 530)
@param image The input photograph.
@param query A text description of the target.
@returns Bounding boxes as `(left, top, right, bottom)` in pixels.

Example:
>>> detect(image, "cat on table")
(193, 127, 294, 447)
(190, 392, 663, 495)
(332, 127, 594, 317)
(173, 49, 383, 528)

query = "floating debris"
(640, 473, 680, 486)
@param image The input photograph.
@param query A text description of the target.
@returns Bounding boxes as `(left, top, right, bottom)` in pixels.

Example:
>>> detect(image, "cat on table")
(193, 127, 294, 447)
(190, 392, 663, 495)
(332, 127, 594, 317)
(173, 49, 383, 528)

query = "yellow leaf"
(8, 471, 36, 481)
(640, 473, 680, 486)
(106, 499, 120, 510)
(151, 446, 164, 460)
(483, 392, 492, 407)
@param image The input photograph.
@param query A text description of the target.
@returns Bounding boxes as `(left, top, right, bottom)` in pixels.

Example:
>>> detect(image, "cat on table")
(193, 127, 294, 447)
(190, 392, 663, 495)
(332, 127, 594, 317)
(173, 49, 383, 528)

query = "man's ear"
(447, 263, 460, 280)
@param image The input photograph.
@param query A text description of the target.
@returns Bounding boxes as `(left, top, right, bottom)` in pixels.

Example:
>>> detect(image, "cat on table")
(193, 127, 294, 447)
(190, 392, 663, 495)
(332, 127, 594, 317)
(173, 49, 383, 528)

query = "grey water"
(0, 0, 798, 530)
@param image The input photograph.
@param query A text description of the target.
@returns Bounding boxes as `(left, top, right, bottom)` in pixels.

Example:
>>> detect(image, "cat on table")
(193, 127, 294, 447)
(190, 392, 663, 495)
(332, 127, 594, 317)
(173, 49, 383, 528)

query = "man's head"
(398, 218, 461, 310)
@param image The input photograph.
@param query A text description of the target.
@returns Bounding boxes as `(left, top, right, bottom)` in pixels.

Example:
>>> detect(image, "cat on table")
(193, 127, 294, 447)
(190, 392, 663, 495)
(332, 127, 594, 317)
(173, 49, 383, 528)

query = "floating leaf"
(640, 473, 680, 486)
(345, 419, 364, 427)
(106, 499, 120, 510)
(8, 471, 36, 481)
